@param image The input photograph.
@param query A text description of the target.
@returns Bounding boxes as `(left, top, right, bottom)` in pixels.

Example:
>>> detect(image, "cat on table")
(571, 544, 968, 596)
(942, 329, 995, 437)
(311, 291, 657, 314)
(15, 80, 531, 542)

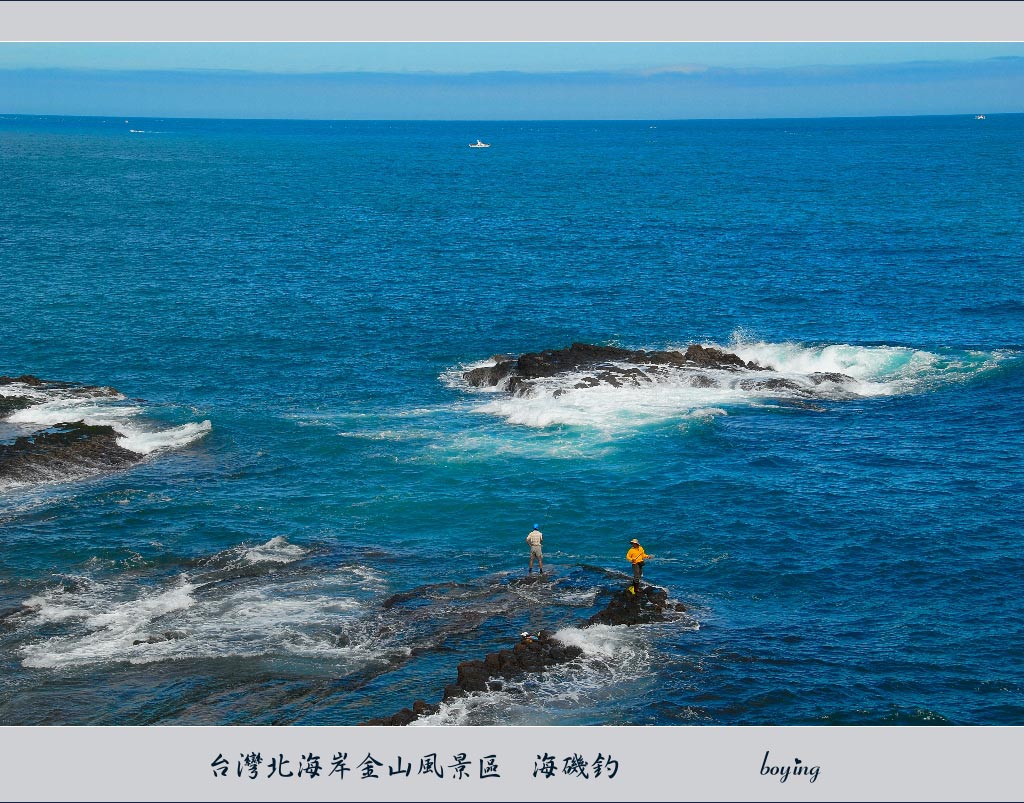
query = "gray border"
(0, 3, 1021, 802)
(0, 1, 1022, 42)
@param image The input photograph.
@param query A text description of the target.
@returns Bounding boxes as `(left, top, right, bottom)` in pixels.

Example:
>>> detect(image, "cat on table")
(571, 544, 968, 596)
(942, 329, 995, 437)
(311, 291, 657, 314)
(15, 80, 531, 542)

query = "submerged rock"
(0, 421, 141, 484)
(132, 630, 187, 646)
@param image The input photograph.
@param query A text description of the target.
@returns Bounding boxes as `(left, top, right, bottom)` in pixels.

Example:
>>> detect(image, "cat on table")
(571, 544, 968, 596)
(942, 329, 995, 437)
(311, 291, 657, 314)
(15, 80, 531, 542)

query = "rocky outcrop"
(363, 581, 687, 726)
(363, 629, 586, 726)
(0, 376, 146, 486)
(0, 375, 46, 387)
(0, 375, 120, 399)
(586, 584, 686, 627)
(464, 342, 771, 396)
(0, 421, 141, 484)
(0, 395, 34, 418)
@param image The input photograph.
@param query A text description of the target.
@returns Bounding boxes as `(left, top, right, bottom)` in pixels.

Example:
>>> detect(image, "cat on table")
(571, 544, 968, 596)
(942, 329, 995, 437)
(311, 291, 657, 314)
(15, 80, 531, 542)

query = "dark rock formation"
(363, 630, 584, 725)
(586, 585, 687, 627)
(0, 375, 46, 387)
(363, 581, 687, 726)
(0, 375, 120, 398)
(0, 396, 33, 418)
(463, 342, 769, 396)
(739, 377, 808, 394)
(0, 421, 141, 484)
(808, 372, 854, 385)
(461, 343, 861, 401)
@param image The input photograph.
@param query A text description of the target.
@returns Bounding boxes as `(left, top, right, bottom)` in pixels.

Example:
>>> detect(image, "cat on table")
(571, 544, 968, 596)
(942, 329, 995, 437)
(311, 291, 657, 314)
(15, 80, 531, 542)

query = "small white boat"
(469, 139, 490, 148)
(975, 115, 986, 120)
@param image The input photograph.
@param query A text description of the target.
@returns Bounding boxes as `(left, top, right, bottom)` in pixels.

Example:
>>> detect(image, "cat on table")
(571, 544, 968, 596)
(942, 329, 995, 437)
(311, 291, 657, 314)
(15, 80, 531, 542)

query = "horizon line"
(1, 111, 1014, 123)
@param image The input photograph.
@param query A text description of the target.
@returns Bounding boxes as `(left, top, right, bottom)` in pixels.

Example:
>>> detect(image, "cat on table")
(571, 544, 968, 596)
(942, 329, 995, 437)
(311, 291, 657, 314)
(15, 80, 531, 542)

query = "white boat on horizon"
(975, 114, 986, 120)
(469, 139, 490, 148)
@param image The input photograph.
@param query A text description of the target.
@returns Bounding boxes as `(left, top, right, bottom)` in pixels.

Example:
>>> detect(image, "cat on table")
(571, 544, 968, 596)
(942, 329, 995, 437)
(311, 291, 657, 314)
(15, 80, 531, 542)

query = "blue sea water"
(0, 114, 1022, 725)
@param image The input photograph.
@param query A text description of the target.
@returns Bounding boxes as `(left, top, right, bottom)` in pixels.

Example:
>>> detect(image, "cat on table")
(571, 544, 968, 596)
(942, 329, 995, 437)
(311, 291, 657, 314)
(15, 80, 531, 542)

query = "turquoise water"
(1, 114, 1022, 725)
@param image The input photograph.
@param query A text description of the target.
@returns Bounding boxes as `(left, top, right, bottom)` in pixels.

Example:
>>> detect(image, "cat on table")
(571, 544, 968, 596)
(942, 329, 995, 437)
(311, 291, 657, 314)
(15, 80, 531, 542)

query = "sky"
(1, 43, 1023, 119)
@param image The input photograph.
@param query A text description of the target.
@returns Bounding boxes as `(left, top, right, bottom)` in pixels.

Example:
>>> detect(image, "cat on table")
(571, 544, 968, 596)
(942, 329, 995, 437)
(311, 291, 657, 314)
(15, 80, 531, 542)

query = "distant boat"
(975, 115, 986, 120)
(469, 139, 490, 148)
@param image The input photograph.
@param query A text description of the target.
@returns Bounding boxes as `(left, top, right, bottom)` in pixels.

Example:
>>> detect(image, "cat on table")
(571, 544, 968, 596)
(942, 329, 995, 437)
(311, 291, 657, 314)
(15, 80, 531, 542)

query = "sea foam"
(453, 339, 1008, 430)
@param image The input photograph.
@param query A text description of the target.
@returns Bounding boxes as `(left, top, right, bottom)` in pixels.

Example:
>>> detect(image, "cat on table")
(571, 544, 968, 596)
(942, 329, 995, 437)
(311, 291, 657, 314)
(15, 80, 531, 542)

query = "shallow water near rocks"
(1, 114, 1022, 725)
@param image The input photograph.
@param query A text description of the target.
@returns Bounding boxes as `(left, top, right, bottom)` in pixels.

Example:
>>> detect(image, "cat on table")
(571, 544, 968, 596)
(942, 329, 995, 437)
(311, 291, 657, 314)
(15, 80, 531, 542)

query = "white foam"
(0, 385, 51, 401)
(8, 399, 142, 428)
(115, 420, 211, 455)
(350, 565, 387, 588)
(414, 624, 662, 726)
(21, 580, 197, 668)
(552, 623, 642, 659)
(241, 535, 307, 565)
(451, 339, 1008, 430)
(3, 383, 211, 457)
(18, 568, 383, 669)
(473, 376, 749, 430)
(427, 431, 610, 461)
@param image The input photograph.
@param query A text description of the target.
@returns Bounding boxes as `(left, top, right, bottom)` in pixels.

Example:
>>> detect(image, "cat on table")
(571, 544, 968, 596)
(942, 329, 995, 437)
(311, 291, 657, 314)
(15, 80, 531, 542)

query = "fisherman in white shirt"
(526, 524, 544, 575)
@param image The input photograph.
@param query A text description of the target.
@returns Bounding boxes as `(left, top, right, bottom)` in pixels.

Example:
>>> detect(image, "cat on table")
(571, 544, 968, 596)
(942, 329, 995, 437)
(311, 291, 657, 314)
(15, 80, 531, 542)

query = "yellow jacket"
(626, 546, 649, 564)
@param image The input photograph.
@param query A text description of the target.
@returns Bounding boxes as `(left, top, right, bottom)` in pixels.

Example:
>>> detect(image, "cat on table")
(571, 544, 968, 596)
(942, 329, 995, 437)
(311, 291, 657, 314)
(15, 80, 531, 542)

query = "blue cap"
(533, 524, 539, 530)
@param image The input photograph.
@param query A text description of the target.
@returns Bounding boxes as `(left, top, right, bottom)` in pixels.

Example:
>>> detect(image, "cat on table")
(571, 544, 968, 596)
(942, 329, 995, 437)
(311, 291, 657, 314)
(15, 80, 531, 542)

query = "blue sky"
(1, 43, 1022, 119)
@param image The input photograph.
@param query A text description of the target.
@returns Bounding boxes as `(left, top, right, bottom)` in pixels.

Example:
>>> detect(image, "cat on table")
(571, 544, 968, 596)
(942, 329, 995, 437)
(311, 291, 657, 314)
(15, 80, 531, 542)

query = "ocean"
(0, 114, 1021, 726)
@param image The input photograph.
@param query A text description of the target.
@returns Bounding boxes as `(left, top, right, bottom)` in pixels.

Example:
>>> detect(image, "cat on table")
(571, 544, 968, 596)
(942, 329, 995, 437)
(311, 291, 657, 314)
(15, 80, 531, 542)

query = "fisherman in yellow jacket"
(626, 538, 652, 594)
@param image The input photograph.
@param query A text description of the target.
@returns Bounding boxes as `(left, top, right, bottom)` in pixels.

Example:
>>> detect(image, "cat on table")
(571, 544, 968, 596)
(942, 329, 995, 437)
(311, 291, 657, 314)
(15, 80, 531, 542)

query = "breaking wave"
(449, 337, 1011, 430)
(1, 382, 211, 457)
(413, 622, 690, 726)
(0, 378, 211, 488)
(16, 537, 392, 670)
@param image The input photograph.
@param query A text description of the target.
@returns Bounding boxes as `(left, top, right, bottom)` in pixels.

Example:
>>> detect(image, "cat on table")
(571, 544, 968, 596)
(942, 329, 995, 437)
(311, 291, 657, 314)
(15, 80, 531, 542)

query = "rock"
(366, 630, 585, 725)
(0, 421, 142, 485)
(681, 344, 761, 370)
(585, 584, 676, 627)
(739, 377, 808, 394)
(807, 372, 854, 385)
(362, 578, 690, 725)
(0, 375, 120, 395)
(464, 360, 516, 388)
(0, 375, 45, 386)
(442, 684, 465, 701)
(461, 342, 767, 396)
(0, 396, 34, 419)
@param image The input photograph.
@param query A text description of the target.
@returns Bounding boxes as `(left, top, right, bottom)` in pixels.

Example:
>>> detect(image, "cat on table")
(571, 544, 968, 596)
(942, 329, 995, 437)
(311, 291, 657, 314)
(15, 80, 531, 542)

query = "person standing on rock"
(527, 524, 544, 574)
(627, 538, 652, 593)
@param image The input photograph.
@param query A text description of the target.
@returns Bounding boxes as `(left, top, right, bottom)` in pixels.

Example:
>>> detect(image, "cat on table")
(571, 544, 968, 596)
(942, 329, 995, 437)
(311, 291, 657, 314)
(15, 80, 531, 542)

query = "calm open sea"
(1, 114, 1022, 725)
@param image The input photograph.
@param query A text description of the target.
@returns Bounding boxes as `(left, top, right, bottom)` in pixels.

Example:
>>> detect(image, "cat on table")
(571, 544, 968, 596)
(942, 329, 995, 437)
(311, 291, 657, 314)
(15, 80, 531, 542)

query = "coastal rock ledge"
(363, 584, 685, 726)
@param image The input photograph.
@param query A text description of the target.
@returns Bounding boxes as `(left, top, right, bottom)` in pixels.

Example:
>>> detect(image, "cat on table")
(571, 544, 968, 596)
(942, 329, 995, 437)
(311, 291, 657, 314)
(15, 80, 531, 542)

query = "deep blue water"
(1, 114, 1022, 725)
